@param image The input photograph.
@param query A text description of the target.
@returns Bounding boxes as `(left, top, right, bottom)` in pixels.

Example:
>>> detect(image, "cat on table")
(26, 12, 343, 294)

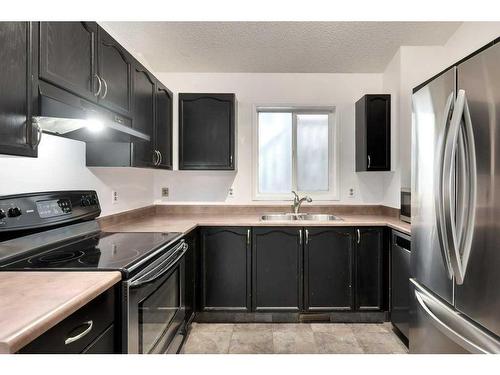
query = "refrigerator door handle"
(435, 92, 455, 279)
(442, 89, 477, 285)
(412, 279, 500, 354)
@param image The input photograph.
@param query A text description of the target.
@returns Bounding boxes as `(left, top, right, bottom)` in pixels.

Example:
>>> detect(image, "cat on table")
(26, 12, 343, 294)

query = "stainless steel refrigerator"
(410, 40, 500, 353)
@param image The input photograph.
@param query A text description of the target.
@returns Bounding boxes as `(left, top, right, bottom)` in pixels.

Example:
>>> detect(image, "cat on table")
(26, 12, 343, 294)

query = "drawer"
(19, 287, 115, 354)
(82, 324, 115, 354)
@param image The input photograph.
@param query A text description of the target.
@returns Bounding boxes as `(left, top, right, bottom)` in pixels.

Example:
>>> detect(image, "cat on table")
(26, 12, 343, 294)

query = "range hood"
(35, 81, 150, 143)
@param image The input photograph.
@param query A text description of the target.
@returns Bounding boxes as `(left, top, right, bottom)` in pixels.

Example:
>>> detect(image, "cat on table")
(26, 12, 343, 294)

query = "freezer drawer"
(409, 279, 500, 354)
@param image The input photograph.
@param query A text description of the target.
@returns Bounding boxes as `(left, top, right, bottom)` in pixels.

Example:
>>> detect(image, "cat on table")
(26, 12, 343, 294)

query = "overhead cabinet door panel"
(179, 93, 235, 170)
(155, 83, 173, 169)
(97, 28, 132, 117)
(0, 22, 36, 157)
(39, 22, 97, 101)
(132, 67, 155, 167)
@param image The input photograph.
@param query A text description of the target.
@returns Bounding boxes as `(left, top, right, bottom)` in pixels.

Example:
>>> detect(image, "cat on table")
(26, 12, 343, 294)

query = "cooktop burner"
(1, 230, 182, 274)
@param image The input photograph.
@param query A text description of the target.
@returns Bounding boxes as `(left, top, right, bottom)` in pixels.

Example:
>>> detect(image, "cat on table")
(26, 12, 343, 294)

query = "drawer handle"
(65, 320, 93, 345)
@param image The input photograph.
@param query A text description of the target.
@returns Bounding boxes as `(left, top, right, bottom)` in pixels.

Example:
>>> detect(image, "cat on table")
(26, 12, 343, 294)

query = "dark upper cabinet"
(355, 94, 391, 171)
(252, 227, 303, 311)
(132, 66, 155, 167)
(155, 82, 173, 169)
(304, 228, 354, 311)
(179, 93, 236, 170)
(39, 22, 98, 102)
(0, 22, 38, 157)
(200, 227, 251, 311)
(354, 227, 385, 311)
(96, 27, 132, 118)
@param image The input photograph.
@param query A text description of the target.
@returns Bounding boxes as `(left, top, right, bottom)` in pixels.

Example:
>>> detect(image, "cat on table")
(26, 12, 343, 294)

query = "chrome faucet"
(291, 191, 312, 214)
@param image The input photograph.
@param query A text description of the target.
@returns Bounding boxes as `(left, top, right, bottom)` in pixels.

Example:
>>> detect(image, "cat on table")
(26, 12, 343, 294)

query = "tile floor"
(181, 322, 408, 354)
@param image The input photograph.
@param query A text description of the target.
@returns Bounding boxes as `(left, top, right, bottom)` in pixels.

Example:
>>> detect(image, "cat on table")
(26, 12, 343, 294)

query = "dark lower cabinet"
(19, 288, 117, 354)
(200, 227, 251, 311)
(0, 22, 37, 157)
(354, 227, 385, 311)
(304, 228, 354, 311)
(184, 230, 198, 322)
(252, 227, 302, 311)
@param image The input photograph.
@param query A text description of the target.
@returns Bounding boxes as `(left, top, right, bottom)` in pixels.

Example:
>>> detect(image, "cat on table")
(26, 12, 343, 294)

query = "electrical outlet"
(161, 187, 169, 198)
(348, 188, 355, 198)
(112, 190, 118, 204)
(228, 187, 234, 197)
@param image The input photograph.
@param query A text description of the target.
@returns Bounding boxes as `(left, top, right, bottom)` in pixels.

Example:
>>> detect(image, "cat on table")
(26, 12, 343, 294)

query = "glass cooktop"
(0, 231, 182, 275)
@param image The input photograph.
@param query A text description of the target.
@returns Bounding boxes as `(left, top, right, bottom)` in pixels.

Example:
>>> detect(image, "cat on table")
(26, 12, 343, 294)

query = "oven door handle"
(130, 242, 188, 288)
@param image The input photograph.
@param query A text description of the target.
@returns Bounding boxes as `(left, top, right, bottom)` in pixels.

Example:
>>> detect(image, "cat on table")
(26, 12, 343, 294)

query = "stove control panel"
(0, 191, 100, 232)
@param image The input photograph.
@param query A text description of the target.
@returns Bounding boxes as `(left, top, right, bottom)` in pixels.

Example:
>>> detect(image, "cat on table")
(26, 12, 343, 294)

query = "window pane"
(296, 114, 329, 191)
(258, 112, 292, 194)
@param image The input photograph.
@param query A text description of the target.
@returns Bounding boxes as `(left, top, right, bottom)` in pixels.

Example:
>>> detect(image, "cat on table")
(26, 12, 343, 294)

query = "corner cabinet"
(354, 227, 385, 311)
(252, 227, 303, 312)
(179, 93, 236, 170)
(355, 94, 391, 171)
(304, 228, 354, 311)
(0, 22, 38, 157)
(200, 227, 251, 311)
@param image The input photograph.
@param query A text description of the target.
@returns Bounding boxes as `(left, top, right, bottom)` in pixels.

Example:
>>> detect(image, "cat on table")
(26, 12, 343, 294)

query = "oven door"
(124, 240, 187, 354)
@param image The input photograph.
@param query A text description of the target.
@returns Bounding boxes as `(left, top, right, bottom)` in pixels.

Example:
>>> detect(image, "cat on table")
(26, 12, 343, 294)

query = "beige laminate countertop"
(0, 271, 121, 354)
(103, 213, 411, 235)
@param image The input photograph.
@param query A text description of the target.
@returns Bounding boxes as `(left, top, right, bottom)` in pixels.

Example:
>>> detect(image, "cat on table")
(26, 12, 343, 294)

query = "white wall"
(0, 135, 154, 216)
(153, 73, 391, 205)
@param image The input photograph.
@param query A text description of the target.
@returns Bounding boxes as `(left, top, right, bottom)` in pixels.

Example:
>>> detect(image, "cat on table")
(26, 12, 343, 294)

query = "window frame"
(252, 105, 340, 201)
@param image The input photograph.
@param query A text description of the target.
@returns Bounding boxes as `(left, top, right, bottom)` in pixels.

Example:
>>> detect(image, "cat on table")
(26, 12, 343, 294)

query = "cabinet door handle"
(93, 74, 102, 97)
(305, 229, 309, 244)
(32, 119, 43, 148)
(367, 155, 371, 169)
(247, 229, 250, 246)
(356, 229, 361, 244)
(299, 229, 303, 245)
(101, 77, 108, 99)
(65, 320, 93, 345)
(152, 150, 158, 165)
(230, 154, 233, 165)
(158, 150, 162, 166)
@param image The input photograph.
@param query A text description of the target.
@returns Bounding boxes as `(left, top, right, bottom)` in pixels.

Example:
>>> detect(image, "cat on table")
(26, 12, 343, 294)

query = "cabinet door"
(355, 227, 384, 310)
(200, 227, 251, 311)
(365, 95, 391, 170)
(252, 227, 302, 311)
(179, 93, 235, 170)
(39, 22, 97, 102)
(132, 67, 155, 167)
(97, 27, 132, 118)
(0, 22, 37, 157)
(304, 228, 353, 311)
(155, 82, 173, 169)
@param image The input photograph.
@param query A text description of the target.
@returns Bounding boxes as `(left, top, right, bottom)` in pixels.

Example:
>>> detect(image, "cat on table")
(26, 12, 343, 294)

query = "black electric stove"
(0, 190, 182, 278)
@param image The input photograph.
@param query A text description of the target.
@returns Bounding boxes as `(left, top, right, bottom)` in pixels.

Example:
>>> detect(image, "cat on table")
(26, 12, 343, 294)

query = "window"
(254, 106, 338, 200)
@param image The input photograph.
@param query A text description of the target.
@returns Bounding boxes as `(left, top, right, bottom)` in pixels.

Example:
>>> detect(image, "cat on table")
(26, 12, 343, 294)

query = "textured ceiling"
(102, 22, 461, 73)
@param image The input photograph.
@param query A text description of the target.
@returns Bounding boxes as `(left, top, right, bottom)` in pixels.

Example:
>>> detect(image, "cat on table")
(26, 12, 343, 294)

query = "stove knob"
(8, 207, 22, 217)
(0, 209, 5, 219)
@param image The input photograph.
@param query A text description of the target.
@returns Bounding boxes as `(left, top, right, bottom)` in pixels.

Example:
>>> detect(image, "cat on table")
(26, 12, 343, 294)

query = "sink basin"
(260, 213, 343, 221)
(260, 213, 307, 221)
(301, 214, 343, 221)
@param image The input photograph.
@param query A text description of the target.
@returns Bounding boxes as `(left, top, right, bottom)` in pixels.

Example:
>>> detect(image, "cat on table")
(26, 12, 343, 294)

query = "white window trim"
(252, 104, 340, 201)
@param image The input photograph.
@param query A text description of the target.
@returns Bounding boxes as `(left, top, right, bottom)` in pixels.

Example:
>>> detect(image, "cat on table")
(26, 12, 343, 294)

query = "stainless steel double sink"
(260, 213, 343, 221)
